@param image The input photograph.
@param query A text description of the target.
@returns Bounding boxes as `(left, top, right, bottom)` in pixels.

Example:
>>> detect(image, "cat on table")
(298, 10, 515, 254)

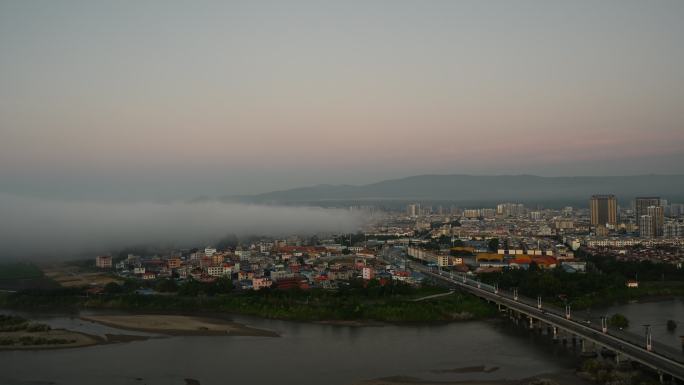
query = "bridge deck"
(412, 265, 684, 381)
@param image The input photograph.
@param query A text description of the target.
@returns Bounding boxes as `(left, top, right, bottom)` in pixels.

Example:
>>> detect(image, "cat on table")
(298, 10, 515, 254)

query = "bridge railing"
(427, 268, 684, 364)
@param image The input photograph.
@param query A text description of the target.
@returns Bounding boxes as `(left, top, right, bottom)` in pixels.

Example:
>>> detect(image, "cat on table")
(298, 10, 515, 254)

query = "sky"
(1, 0, 683, 200)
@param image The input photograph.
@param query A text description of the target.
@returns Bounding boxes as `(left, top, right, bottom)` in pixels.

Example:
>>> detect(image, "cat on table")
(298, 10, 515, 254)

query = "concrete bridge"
(411, 263, 684, 383)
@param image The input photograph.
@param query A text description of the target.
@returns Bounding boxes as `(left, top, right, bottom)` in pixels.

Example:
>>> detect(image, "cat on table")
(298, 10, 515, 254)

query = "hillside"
(229, 174, 684, 206)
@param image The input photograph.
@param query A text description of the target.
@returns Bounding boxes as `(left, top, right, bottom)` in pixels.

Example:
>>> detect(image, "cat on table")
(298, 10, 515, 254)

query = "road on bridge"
(408, 262, 684, 381)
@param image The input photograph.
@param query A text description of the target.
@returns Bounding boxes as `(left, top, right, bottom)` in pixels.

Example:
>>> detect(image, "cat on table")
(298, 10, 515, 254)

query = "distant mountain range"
(228, 174, 684, 207)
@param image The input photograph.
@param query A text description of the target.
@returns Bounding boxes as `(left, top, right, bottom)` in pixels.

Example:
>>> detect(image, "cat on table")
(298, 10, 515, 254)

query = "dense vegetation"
(478, 252, 684, 309)
(0, 279, 496, 323)
(580, 358, 660, 385)
(0, 262, 58, 291)
(0, 262, 44, 280)
(0, 314, 51, 332)
(0, 335, 76, 346)
(0, 314, 72, 347)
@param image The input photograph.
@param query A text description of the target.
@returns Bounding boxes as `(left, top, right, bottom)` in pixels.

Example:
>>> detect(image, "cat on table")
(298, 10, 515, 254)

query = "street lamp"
(643, 324, 653, 351)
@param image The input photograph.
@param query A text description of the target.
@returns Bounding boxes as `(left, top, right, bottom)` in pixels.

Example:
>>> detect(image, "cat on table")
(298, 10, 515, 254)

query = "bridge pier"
(426, 267, 682, 385)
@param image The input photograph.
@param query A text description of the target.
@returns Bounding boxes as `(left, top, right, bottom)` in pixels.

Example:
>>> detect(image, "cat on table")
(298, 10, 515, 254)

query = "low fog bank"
(0, 194, 364, 259)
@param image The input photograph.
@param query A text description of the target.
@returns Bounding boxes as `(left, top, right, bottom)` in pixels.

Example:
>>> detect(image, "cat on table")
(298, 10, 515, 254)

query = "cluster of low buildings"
(407, 242, 585, 274)
(97, 241, 422, 291)
(91, 196, 683, 290)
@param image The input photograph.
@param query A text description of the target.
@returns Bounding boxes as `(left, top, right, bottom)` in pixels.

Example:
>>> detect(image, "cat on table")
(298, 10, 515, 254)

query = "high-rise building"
(496, 202, 525, 217)
(647, 205, 664, 237)
(463, 209, 480, 218)
(95, 255, 112, 269)
(670, 203, 684, 218)
(639, 215, 654, 238)
(663, 221, 684, 238)
(590, 195, 617, 228)
(496, 203, 507, 216)
(496, 203, 525, 217)
(639, 205, 665, 238)
(481, 208, 496, 218)
(635, 197, 660, 221)
(406, 203, 420, 218)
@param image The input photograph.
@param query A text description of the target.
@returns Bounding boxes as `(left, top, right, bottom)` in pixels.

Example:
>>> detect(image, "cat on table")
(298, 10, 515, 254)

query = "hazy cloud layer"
(0, 195, 364, 259)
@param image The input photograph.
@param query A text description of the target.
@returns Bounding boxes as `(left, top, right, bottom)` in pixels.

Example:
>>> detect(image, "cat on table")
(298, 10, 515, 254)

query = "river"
(0, 309, 581, 385)
(3, 298, 683, 385)
(598, 298, 684, 351)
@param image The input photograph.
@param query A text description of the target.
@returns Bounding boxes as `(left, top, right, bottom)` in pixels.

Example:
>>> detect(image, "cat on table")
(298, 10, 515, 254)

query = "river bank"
(0, 327, 101, 350)
(81, 314, 279, 337)
(353, 373, 588, 385)
(0, 287, 498, 324)
(1, 310, 280, 351)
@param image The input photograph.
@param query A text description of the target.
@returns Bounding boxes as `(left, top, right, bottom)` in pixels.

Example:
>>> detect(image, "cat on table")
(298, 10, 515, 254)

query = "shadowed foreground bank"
(0, 280, 497, 323)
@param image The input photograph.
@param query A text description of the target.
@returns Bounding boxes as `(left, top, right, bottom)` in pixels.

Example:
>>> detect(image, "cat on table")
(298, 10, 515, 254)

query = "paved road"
(410, 263, 684, 381)
(411, 290, 455, 302)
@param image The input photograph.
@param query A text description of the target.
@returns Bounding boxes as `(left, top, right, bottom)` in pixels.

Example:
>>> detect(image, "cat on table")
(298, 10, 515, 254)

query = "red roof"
(510, 256, 532, 264)
(531, 256, 557, 266)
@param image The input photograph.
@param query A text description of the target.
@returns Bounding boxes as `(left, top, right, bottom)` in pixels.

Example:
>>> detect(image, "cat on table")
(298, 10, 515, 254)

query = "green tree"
(452, 239, 465, 247)
(155, 279, 178, 293)
(178, 278, 204, 296)
(210, 277, 233, 294)
(122, 279, 140, 293)
(608, 313, 629, 329)
(528, 261, 539, 272)
(667, 320, 677, 331)
(103, 282, 123, 294)
(488, 238, 499, 251)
